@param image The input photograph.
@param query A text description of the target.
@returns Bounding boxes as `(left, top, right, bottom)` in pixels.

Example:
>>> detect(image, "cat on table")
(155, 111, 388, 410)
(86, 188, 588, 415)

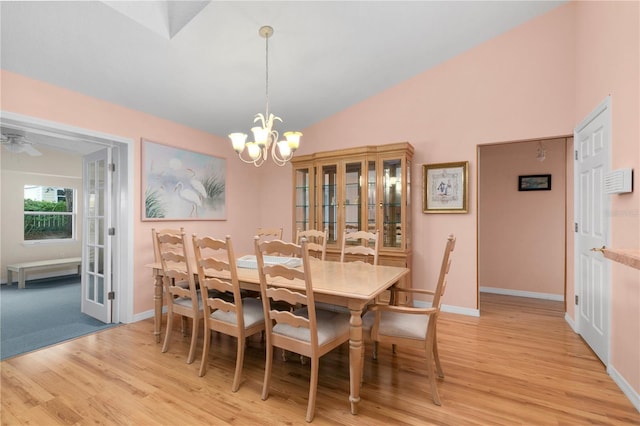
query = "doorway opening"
(0, 111, 134, 327)
(477, 136, 573, 312)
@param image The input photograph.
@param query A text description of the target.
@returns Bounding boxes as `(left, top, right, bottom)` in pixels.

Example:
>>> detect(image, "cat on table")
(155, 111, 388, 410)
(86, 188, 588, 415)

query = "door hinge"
(575, 295, 579, 305)
(108, 227, 115, 236)
(108, 163, 116, 172)
(575, 150, 578, 160)
(574, 223, 578, 232)
(108, 291, 115, 300)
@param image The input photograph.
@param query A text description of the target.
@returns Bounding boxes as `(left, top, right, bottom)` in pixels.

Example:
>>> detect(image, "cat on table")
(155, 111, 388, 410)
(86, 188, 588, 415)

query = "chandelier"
(229, 26, 302, 167)
(536, 141, 546, 162)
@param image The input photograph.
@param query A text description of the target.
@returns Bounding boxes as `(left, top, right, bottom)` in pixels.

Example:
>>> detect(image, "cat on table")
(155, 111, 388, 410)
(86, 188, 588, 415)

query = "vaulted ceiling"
(1, 1, 565, 141)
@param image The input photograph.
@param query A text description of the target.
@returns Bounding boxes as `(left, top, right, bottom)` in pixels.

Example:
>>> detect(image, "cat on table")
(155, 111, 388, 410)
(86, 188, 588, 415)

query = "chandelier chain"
(265, 32, 269, 119)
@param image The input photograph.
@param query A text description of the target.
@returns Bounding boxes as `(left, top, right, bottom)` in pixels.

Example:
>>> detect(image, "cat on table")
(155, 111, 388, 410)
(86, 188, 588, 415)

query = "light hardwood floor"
(2, 293, 639, 425)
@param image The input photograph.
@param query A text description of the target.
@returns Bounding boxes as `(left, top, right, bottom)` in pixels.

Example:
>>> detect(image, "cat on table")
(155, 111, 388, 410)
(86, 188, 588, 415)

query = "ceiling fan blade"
(2, 142, 25, 153)
(22, 144, 43, 156)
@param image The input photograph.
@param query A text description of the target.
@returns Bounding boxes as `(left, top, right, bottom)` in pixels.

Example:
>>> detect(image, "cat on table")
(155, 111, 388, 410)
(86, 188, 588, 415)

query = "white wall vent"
(604, 168, 633, 194)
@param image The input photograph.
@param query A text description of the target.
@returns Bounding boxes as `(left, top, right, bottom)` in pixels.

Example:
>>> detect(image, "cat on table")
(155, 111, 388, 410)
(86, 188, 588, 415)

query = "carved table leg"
(153, 271, 163, 343)
(349, 307, 364, 414)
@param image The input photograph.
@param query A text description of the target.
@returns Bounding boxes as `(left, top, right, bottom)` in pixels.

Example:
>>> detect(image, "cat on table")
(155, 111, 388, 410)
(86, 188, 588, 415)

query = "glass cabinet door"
(294, 165, 314, 232)
(381, 158, 403, 249)
(320, 163, 338, 245)
(343, 160, 363, 235)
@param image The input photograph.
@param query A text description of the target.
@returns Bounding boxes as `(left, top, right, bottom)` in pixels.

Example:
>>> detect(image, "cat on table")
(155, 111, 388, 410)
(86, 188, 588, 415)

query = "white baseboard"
(480, 286, 564, 301)
(413, 300, 480, 317)
(133, 306, 167, 323)
(564, 312, 578, 332)
(442, 303, 480, 317)
(609, 364, 640, 413)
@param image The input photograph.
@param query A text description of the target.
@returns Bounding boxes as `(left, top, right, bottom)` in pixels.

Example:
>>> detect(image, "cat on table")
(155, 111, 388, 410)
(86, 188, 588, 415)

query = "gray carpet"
(0, 275, 117, 360)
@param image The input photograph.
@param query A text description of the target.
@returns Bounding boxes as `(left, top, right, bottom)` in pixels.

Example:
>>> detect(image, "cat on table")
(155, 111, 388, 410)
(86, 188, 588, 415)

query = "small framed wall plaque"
(518, 174, 551, 191)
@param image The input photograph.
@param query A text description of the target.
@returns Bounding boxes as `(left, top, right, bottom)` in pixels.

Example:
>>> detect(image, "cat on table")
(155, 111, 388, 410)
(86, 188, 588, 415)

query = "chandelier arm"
(235, 150, 258, 165)
(270, 130, 294, 164)
(236, 146, 266, 166)
(270, 143, 291, 166)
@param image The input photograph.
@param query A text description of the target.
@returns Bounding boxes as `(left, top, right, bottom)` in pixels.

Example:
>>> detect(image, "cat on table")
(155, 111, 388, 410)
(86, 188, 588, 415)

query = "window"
(23, 185, 76, 241)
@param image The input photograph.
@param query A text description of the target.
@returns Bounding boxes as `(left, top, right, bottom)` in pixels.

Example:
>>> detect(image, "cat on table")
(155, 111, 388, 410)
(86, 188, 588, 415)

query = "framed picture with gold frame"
(422, 161, 469, 213)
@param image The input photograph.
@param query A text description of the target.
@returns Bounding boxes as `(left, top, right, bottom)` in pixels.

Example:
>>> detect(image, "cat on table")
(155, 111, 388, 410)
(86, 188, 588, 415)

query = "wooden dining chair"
(340, 229, 380, 265)
(254, 237, 351, 423)
(363, 234, 456, 406)
(296, 227, 328, 260)
(156, 230, 203, 364)
(192, 234, 265, 391)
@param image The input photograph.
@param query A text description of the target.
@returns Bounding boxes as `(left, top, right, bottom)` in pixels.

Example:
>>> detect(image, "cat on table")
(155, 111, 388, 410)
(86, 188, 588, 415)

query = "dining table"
(145, 257, 409, 415)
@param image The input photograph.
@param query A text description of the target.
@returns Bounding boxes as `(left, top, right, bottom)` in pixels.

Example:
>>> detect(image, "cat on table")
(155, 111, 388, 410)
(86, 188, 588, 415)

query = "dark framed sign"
(518, 174, 551, 191)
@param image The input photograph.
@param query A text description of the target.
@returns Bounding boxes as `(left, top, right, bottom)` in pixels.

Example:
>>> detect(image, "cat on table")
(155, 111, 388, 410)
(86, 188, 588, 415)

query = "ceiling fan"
(1, 133, 42, 156)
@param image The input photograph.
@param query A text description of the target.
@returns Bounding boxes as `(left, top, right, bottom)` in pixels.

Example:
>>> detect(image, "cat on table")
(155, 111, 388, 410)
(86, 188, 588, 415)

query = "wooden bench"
(7, 257, 82, 289)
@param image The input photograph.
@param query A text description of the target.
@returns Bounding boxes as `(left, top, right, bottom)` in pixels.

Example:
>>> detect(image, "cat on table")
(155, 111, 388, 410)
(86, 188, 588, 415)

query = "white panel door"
(574, 98, 611, 364)
(81, 147, 112, 323)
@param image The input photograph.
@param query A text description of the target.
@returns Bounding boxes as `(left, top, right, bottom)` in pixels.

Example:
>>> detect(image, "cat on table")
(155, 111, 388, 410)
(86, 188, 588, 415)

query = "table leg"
(348, 307, 364, 414)
(153, 272, 163, 343)
(7, 269, 13, 286)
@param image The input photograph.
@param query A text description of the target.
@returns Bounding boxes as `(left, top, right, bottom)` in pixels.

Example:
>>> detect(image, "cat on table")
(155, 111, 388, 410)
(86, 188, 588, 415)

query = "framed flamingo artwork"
(142, 139, 226, 221)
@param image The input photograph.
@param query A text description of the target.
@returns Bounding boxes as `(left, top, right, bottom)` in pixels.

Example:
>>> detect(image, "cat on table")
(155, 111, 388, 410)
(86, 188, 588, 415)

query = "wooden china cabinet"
(292, 142, 413, 291)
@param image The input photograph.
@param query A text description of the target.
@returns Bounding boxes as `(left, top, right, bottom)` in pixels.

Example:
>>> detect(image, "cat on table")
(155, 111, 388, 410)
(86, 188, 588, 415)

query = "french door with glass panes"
(81, 147, 113, 323)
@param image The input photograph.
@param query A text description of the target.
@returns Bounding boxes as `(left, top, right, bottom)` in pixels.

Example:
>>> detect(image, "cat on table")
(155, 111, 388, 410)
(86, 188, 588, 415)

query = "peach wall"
(574, 0, 640, 400)
(293, 3, 576, 311)
(0, 70, 266, 314)
(479, 138, 568, 297)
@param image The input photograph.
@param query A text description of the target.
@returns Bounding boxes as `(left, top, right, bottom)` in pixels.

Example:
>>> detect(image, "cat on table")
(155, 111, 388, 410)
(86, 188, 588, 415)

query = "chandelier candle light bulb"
(229, 25, 302, 167)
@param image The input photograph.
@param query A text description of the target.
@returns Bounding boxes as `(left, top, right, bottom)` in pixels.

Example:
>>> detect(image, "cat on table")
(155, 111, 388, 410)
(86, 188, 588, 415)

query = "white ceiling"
(1, 0, 565, 148)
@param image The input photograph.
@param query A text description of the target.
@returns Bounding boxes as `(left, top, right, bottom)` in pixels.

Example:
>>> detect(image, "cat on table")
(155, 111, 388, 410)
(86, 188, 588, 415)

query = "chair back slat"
(271, 310, 310, 329)
(267, 287, 308, 306)
(207, 297, 235, 313)
(256, 227, 283, 241)
(264, 264, 305, 281)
